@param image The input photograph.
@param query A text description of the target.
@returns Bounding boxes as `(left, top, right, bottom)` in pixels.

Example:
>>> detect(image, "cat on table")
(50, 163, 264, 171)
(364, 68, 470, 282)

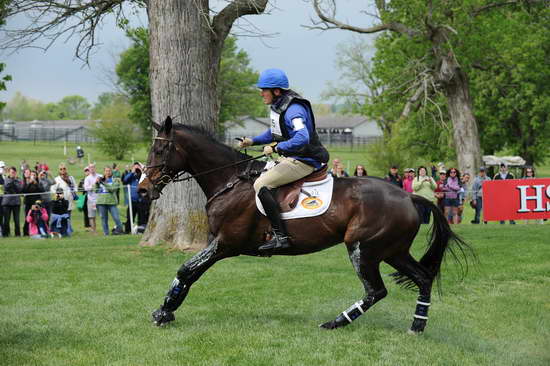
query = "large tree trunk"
(140, 0, 268, 251)
(141, 0, 220, 250)
(439, 54, 482, 175)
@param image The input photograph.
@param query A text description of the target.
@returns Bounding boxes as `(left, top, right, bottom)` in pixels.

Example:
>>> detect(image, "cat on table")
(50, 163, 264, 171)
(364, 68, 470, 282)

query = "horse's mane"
(173, 123, 266, 172)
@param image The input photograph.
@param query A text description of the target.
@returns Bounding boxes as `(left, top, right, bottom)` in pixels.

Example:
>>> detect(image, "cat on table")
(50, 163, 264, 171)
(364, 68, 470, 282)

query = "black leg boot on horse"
(257, 186, 291, 254)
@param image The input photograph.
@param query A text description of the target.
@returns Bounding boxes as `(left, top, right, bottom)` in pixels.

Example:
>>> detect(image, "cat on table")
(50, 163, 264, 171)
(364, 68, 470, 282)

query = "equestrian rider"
(239, 68, 329, 252)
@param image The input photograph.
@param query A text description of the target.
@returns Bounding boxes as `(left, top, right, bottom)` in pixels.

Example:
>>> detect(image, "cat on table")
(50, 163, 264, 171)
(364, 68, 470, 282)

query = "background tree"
(312, 0, 547, 174)
(91, 92, 125, 119)
(1, 92, 92, 121)
(115, 27, 151, 138)
(89, 96, 141, 160)
(468, 6, 550, 165)
(116, 29, 266, 138)
(54, 95, 91, 120)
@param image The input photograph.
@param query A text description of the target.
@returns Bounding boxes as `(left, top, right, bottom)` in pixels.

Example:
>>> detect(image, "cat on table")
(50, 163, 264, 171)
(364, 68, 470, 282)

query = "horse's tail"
(392, 195, 475, 291)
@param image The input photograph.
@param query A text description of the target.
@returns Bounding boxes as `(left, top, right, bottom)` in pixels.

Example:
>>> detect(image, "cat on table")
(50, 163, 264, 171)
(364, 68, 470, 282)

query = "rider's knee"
(253, 179, 273, 193)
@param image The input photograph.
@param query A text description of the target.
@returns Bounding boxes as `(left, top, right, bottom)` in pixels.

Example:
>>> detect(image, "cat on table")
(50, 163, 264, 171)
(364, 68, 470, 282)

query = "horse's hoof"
(152, 309, 175, 327)
(407, 328, 423, 335)
(319, 321, 337, 329)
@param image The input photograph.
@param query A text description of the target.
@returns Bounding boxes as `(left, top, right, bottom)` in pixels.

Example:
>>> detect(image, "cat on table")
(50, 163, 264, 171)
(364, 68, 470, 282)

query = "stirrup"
(258, 232, 291, 252)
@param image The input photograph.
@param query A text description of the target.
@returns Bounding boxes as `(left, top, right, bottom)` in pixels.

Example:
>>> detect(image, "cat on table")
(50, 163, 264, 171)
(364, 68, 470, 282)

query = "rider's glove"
(263, 145, 274, 156)
(238, 137, 253, 149)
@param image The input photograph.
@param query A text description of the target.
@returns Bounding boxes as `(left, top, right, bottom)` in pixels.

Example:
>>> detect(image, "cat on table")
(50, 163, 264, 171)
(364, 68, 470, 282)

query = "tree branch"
(312, 0, 420, 38)
(1, 0, 143, 62)
(212, 0, 268, 43)
(471, 0, 547, 17)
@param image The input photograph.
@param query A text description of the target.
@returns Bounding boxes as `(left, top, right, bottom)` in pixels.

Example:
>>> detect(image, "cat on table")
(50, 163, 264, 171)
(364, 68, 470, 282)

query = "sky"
(1, 1, 376, 106)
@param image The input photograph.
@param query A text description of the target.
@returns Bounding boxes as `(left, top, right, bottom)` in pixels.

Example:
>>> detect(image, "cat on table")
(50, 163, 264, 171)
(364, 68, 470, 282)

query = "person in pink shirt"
(26, 201, 49, 239)
(443, 168, 462, 224)
(402, 168, 414, 193)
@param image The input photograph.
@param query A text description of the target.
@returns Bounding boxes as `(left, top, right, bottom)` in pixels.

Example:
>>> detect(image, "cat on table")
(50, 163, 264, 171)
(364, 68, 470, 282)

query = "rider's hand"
(238, 137, 253, 149)
(263, 145, 274, 156)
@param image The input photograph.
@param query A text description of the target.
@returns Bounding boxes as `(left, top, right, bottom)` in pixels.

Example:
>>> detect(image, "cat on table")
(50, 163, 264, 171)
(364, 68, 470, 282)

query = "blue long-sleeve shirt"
(122, 172, 141, 202)
(252, 104, 320, 168)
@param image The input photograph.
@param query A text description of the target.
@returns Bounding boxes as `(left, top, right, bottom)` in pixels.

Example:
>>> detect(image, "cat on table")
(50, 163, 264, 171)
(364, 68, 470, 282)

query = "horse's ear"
(152, 121, 162, 132)
(163, 116, 172, 134)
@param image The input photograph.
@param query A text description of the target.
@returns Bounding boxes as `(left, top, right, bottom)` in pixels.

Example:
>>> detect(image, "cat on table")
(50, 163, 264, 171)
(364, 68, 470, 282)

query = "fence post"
(127, 184, 135, 234)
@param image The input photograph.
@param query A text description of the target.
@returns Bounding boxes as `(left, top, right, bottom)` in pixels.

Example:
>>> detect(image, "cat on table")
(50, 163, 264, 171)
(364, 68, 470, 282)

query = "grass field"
(1, 224, 549, 366)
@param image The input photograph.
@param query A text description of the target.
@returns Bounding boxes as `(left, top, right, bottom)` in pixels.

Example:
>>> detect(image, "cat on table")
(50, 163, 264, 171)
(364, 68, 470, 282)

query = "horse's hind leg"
(385, 253, 433, 334)
(152, 238, 228, 326)
(320, 241, 388, 329)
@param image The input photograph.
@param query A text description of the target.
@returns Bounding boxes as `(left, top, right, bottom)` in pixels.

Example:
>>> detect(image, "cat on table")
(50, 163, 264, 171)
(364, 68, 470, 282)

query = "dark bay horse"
(139, 116, 471, 333)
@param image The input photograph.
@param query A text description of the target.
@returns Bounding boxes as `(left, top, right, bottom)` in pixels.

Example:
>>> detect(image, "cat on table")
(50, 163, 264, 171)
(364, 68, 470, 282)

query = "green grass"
(1, 224, 549, 366)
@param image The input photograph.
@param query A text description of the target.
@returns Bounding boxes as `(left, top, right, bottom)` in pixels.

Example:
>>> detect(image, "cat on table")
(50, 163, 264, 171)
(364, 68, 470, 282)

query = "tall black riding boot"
(257, 186, 291, 252)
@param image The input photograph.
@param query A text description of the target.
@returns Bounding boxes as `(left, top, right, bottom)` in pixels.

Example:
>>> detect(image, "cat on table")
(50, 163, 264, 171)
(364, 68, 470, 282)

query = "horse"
(139, 116, 471, 333)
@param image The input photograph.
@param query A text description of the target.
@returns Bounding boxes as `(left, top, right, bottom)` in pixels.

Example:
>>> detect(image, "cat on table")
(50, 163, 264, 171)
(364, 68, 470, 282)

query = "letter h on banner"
(516, 185, 547, 213)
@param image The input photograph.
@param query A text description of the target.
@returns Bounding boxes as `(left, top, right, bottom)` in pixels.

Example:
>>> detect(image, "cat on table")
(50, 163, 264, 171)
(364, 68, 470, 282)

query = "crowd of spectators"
(0, 160, 151, 239)
(329, 158, 543, 225)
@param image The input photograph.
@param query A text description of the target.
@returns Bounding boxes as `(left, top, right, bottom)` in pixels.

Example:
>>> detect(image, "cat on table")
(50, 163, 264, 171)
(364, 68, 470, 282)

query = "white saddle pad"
(255, 175, 334, 220)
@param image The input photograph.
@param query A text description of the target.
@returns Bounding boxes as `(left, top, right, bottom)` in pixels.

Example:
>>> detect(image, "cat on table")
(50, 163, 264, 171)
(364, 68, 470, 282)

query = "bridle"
(144, 136, 187, 189)
(144, 135, 265, 196)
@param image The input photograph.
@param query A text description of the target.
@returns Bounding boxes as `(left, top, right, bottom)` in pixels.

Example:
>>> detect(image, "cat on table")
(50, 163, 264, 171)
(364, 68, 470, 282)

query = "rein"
(145, 135, 265, 192)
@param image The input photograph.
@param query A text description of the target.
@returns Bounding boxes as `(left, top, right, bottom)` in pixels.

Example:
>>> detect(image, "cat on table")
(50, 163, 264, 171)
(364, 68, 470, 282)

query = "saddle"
(275, 166, 328, 212)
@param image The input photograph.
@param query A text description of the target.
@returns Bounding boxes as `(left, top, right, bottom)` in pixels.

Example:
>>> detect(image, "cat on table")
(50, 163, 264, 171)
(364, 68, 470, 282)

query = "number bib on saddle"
(255, 175, 334, 220)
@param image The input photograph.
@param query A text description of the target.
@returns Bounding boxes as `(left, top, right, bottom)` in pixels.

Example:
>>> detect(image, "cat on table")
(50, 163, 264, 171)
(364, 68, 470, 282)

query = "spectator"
(26, 201, 49, 239)
(78, 167, 91, 230)
(493, 163, 516, 224)
(50, 187, 71, 237)
(402, 168, 414, 193)
(95, 166, 123, 236)
(38, 170, 55, 219)
(434, 170, 447, 213)
(457, 172, 471, 224)
(331, 162, 349, 178)
(471, 167, 491, 224)
(22, 170, 43, 236)
(76, 146, 85, 165)
(112, 163, 122, 203)
(20, 160, 29, 178)
(385, 165, 402, 188)
(2, 167, 23, 237)
(522, 167, 544, 224)
(443, 168, 462, 224)
(412, 166, 437, 224)
(353, 165, 368, 177)
(51, 163, 78, 217)
(330, 158, 349, 177)
(84, 164, 101, 233)
(0, 161, 5, 235)
(123, 162, 149, 234)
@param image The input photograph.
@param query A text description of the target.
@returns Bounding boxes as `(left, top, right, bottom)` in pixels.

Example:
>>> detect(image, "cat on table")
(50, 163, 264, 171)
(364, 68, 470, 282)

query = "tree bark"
(141, 0, 219, 251)
(141, 0, 267, 251)
(439, 54, 482, 174)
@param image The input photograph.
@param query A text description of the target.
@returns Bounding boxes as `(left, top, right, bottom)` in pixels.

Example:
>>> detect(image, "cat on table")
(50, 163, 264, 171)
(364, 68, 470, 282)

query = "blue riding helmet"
(256, 68, 289, 89)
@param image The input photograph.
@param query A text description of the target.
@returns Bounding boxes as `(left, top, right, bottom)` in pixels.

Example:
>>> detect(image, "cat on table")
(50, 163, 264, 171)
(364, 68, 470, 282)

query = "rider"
(239, 68, 329, 252)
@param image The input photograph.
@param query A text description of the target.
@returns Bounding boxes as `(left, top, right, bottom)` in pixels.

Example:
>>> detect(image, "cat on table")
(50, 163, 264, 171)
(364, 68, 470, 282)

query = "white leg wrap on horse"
(342, 311, 353, 324)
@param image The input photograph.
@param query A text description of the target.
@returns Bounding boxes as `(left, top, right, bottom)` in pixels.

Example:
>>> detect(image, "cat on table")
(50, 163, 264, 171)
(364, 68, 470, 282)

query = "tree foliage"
(468, 6, 550, 165)
(1, 92, 91, 120)
(115, 27, 151, 137)
(89, 96, 141, 160)
(321, 0, 550, 167)
(116, 28, 266, 137)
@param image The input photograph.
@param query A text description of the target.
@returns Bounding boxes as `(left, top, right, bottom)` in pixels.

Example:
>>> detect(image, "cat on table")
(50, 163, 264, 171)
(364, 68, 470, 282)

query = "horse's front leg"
(152, 238, 226, 326)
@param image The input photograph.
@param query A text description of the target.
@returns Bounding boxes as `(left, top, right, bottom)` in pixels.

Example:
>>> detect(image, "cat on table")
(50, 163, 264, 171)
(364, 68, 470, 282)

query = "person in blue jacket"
(239, 68, 329, 253)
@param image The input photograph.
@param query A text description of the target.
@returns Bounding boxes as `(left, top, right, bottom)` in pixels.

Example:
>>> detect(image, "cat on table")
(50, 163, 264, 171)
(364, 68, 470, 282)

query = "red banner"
(483, 178, 550, 221)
